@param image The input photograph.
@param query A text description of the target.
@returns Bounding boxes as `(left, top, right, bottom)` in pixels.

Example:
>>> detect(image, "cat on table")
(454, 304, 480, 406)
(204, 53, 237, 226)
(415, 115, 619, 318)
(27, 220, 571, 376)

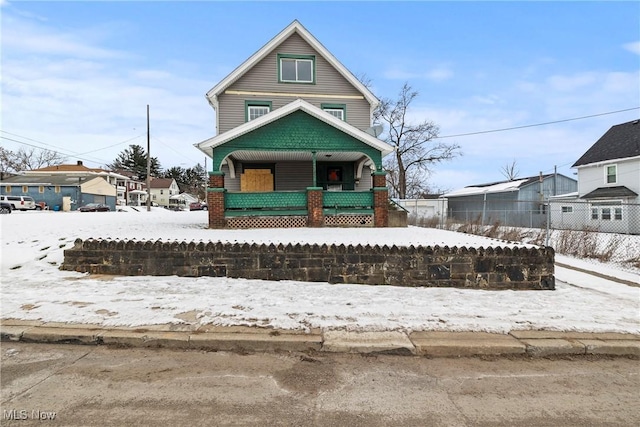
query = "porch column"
(207, 171, 226, 229)
(372, 171, 389, 227)
(307, 187, 324, 227)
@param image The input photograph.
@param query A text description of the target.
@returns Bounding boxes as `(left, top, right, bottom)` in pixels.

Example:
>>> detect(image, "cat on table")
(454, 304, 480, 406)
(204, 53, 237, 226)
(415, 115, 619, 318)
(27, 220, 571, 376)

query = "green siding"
(212, 110, 382, 170)
(323, 191, 373, 208)
(225, 191, 307, 210)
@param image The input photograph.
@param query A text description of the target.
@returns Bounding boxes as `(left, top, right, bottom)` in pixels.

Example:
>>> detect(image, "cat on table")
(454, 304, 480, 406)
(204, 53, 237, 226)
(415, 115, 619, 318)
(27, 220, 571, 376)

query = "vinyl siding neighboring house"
(0, 175, 116, 211)
(149, 178, 180, 207)
(551, 119, 640, 234)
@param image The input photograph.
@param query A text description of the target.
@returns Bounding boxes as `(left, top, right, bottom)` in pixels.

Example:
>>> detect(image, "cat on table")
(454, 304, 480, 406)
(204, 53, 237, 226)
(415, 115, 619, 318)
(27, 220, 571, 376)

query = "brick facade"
(306, 187, 324, 227)
(208, 172, 226, 229)
(373, 171, 389, 227)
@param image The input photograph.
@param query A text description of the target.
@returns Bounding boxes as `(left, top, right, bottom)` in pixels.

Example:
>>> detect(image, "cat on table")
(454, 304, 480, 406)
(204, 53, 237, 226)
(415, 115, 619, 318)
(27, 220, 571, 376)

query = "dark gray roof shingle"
(580, 186, 638, 199)
(572, 119, 640, 167)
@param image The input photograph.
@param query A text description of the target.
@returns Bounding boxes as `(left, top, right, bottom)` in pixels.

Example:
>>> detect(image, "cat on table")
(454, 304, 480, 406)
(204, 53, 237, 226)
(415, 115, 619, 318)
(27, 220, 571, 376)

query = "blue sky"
(2, 1, 639, 192)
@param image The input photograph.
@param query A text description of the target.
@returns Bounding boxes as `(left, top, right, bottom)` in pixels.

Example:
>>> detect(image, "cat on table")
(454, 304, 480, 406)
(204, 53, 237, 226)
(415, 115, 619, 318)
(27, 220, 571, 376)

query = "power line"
(436, 107, 640, 139)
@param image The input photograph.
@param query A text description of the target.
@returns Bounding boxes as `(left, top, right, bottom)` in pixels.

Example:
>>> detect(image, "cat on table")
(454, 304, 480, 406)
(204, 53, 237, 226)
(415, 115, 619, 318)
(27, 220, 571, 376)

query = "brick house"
(195, 20, 393, 228)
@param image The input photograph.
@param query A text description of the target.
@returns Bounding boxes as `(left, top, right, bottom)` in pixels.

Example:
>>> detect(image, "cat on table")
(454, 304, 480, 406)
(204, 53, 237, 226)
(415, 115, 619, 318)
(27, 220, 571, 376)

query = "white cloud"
(623, 41, 640, 55)
(382, 64, 453, 82)
(0, 12, 216, 169)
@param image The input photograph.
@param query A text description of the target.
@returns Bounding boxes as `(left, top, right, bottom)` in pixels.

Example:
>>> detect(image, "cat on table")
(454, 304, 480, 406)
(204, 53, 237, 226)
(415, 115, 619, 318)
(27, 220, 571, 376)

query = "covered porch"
(197, 99, 393, 228)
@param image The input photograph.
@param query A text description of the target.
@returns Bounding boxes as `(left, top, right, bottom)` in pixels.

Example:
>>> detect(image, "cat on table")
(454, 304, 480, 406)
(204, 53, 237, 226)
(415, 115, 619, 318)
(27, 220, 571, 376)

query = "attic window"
(278, 54, 315, 84)
(245, 100, 272, 122)
(322, 103, 346, 121)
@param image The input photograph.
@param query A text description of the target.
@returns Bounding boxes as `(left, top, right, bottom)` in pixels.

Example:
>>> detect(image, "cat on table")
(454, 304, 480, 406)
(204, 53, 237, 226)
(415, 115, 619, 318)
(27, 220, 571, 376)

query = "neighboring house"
(2, 160, 124, 211)
(113, 169, 147, 206)
(149, 178, 180, 207)
(195, 20, 393, 229)
(550, 119, 640, 234)
(168, 193, 198, 211)
(445, 174, 578, 228)
(0, 175, 116, 211)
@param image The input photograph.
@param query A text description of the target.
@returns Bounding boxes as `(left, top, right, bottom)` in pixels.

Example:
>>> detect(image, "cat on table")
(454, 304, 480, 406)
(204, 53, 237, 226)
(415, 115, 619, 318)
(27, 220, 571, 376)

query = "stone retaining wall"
(61, 239, 555, 290)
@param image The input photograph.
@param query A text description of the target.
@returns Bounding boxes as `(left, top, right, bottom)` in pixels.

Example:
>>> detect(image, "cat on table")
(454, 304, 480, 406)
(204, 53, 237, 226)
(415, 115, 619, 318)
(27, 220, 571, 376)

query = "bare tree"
(0, 147, 66, 178)
(376, 83, 461, 199)
(500, 160, 520, 181)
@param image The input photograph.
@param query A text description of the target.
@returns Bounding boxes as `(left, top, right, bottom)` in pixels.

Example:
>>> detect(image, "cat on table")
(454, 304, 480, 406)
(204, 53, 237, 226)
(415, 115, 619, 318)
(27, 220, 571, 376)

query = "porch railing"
(323, 191, 373, 214)
(225, 191, 308, 216)
(224, 190, 375, 217)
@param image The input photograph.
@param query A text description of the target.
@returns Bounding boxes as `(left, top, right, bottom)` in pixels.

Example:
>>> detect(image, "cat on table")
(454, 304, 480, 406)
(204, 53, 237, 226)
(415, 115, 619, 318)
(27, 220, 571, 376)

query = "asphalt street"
(1, 342, 638, 426)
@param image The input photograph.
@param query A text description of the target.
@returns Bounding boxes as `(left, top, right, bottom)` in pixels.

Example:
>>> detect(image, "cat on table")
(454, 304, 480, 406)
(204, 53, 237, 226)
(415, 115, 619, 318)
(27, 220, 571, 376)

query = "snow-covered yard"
(1, 208, 638, 334)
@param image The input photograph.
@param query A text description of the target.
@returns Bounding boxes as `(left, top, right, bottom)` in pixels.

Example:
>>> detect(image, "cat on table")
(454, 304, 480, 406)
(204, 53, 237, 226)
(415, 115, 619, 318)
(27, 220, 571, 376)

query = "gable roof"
(29, 163, 103, 173)
(195, 98, 393, 157)
(205, 20, 379, 110)
(572, 119, 640, 167)
(149, 178, 175, 189)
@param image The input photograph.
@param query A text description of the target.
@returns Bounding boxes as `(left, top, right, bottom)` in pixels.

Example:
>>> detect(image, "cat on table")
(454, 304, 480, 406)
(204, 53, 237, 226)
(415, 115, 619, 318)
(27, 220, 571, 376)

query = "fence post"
(545, 198, 551, 247)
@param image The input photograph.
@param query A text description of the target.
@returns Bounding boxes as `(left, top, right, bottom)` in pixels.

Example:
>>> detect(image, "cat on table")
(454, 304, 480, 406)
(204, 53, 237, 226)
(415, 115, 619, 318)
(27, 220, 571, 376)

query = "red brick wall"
(307, 188, 324, 227)
(208, 173, 225, 229)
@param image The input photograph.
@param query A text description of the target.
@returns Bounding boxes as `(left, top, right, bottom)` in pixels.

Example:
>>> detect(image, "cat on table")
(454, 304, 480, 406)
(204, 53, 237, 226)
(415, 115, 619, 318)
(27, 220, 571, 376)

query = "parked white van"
(0, 195, 37, 211)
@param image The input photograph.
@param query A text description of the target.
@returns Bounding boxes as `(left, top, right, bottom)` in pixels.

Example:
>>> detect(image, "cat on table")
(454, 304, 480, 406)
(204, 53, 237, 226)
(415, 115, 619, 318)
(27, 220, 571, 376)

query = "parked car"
(189, 202, 208, 211)
(0, 201, 12, 214)
(0, 195, 37, 211)
(78, 203, 111, 212)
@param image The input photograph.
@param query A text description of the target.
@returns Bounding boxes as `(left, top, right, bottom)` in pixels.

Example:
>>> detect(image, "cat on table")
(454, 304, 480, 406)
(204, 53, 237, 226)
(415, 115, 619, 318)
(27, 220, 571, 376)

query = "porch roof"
(580, 186, 638, 199)
(195, 99, 393, 160)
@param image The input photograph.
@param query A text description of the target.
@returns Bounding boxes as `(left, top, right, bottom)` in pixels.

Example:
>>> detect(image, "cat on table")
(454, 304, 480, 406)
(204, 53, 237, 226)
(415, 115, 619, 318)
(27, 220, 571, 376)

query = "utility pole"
(146, 105, 151, 212)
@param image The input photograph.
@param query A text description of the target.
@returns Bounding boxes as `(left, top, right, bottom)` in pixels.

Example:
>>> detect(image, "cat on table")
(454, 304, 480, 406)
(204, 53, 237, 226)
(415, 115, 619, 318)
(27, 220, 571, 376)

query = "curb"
(2, 320, 639, 358)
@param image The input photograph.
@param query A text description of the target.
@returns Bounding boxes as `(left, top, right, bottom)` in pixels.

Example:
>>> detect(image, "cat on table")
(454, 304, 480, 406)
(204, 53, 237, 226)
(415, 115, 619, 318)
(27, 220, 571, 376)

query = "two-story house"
(195, 20, 393, 229)
(550, 119, 639, 233)
(149, 178, 180, 208)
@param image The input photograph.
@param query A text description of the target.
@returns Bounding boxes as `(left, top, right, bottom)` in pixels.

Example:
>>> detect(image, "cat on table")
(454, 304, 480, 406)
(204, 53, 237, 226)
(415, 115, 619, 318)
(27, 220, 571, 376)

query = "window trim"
(5, 186, 11, 193)
(278, 54, 315, 84)
(561, 206, 573, 213)
(22, 186, 28, 193)
(244, 100, 272, 122)
(605, 164, 617, 184)
(321, 103, 347, 121)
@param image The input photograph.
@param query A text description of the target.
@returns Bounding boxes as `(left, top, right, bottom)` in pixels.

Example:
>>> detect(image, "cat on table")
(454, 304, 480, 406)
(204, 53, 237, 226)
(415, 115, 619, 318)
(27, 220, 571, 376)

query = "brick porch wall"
(307, 187, 324, 227)
(208, 172, 226, 229)
(373, 171, 388, 227)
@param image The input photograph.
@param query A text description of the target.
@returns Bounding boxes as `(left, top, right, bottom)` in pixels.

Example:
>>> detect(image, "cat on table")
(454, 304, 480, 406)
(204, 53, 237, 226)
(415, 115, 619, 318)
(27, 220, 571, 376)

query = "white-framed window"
(591, 201, 623, 221)
(5, 186, 11, 193)
(605, 164, 617, 184)
(55, 186, 61, 193)
(321, 103, 346, 121)
(245, 101, 272, 121)
(22, 186, 28, 193)
(279, 54, 314, 83)
(561, 206, 573, 213)
(39, 186, 44, 193)
(614, 207, 623, 220)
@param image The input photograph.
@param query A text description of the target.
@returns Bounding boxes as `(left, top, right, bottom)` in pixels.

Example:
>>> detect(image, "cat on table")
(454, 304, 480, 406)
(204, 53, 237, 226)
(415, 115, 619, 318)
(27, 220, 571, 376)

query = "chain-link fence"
(402, 198, 640, 270)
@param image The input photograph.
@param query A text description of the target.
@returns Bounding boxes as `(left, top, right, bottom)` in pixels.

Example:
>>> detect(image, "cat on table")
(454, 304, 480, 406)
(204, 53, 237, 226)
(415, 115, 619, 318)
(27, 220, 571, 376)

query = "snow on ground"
(1, 209, 638, 334)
